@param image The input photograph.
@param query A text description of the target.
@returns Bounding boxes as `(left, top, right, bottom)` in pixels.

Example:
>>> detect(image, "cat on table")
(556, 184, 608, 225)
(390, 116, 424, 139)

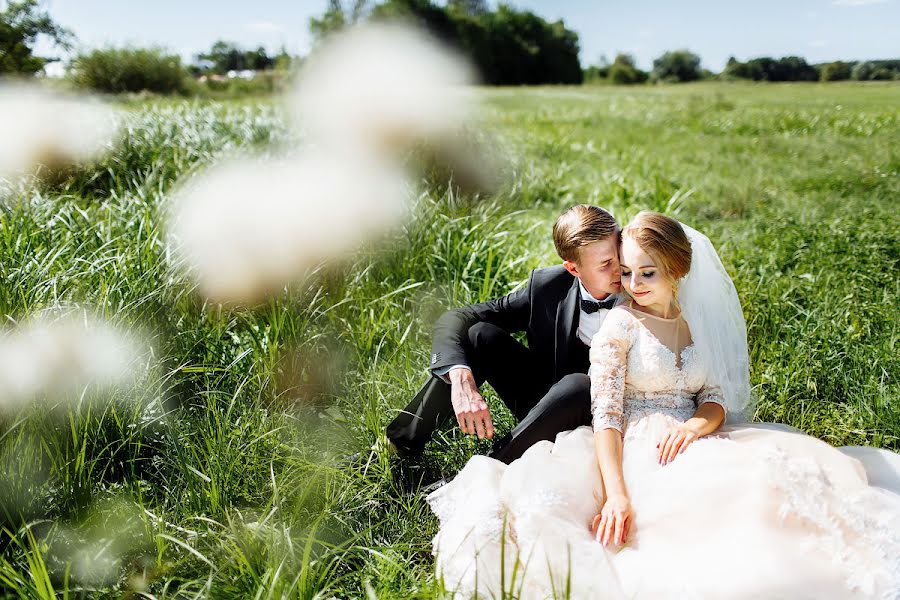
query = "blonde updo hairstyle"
(621, 211, 692, 300)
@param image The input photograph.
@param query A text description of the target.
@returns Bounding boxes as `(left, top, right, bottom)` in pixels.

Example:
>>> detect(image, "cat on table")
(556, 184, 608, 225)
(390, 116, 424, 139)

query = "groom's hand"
(449, 368, 494, 440)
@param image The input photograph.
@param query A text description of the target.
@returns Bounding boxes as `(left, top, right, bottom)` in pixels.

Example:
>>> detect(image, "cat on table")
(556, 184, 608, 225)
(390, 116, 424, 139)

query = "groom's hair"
(552, 205, 618, 262)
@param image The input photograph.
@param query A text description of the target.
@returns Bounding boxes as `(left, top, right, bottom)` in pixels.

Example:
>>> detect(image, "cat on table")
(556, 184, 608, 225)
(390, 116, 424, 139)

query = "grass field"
(0, 81, 897, 597)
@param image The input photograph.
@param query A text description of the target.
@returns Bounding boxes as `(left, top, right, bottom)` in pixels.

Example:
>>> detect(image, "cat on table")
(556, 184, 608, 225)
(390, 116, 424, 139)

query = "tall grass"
(0, 82, 897, 597)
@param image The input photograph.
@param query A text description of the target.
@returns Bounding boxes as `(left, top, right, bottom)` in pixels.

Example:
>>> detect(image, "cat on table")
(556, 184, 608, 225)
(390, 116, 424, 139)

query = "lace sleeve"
(588, 308, 633, 433)
(696, 383, 727, 417)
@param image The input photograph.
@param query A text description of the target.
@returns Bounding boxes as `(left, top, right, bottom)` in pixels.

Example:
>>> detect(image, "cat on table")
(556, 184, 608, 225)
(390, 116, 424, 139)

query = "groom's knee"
(552, 373, 590, 397)
(466, 321, 507, 350)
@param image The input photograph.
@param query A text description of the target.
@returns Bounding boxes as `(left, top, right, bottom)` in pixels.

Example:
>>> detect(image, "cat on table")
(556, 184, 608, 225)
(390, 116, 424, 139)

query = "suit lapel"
(554, 277, 580, 380)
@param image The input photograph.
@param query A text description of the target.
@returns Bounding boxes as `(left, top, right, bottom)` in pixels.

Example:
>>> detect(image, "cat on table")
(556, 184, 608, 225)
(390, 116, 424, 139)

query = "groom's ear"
(562, 260, 580, 279)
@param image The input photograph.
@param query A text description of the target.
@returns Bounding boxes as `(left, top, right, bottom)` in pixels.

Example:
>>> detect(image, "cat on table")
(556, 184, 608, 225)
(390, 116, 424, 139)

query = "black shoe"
(420, 473, 456, 497)
(394, 460, 429, 495)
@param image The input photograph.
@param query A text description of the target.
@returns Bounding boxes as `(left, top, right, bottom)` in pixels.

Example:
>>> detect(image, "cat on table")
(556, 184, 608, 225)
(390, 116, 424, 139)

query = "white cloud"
(246, 21, 286, 34)
(832, 0, 888, 6)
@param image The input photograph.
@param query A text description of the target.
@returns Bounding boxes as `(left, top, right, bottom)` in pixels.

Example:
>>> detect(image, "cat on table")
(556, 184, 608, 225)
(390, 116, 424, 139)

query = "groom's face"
(563, 235, 622, 300)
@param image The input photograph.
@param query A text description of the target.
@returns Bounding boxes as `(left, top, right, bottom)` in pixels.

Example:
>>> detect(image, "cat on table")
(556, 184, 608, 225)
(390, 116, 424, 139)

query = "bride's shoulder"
(597, 305, 638, 339)
(607, 304, 639, 323)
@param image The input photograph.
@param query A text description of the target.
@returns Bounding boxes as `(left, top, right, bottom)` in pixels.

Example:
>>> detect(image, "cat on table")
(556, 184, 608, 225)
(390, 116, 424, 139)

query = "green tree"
(273, 45, 296, 72)
(0, 0, 72, 74)
(247, 46, 274, 70)
(372, 0, 459, 45)
(309, 0, 582, 85)
(820, 61, 851, 81)
(724, 55, 818, 82)
(852, 61, 876, 81)
(608, 53, 647, 85)
(773, 56, 817, 81)
(200, 41, 244, 72)
(472, 4, 582, 85)
(652, 49, 702, 83)
(309, 0, 371, 43)
(850, 60, 900, 81)
(197, 41, 275, 74)
(447, 0, 487, 16)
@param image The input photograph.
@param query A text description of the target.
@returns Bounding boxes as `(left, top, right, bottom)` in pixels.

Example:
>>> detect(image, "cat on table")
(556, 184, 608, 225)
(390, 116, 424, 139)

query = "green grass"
(0, 81, 897, 597)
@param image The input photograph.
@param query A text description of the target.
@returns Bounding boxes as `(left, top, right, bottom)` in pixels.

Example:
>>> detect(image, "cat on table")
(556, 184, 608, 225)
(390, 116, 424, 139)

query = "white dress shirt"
(576, 279, 617, 346)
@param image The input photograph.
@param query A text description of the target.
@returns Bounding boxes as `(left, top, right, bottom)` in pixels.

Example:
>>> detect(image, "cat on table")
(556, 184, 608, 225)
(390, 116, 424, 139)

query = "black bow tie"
(581, 295, 616, 314)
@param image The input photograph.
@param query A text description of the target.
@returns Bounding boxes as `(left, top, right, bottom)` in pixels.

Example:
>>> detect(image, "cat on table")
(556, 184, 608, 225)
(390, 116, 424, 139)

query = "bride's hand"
(592, 493, 633, 547)
(657, 423, 700, 465)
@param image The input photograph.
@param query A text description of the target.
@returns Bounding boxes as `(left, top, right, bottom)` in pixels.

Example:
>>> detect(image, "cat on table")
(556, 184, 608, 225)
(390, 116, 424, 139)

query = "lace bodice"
(589, 306, 725, 435)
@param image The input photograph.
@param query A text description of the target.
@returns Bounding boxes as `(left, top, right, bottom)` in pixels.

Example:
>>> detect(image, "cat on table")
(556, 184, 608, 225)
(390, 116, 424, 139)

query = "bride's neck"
(630, 299, 679, 320)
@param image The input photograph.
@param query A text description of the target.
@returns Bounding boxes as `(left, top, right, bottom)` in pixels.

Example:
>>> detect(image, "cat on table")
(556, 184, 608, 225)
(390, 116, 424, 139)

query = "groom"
(386, 204, 623, 470)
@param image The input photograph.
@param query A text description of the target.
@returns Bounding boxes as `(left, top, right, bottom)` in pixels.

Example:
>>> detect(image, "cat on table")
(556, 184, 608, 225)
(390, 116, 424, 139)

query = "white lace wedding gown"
(427, 306, 900, 599)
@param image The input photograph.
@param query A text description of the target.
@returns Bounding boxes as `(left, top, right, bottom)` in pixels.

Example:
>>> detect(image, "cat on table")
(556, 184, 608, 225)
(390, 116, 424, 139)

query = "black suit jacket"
(430, 265, 585, 384)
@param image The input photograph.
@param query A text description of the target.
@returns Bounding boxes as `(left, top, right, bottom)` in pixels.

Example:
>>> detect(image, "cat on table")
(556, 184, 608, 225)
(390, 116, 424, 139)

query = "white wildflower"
(291, 22, 478, 155)
(0, 315, 141, 410)
(168, 151, 409, 304)
(0, 82, 118, 179)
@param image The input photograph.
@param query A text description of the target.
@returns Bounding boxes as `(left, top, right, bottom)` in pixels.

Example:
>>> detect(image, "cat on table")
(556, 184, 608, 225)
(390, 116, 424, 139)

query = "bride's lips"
(632, 290, 650, 297)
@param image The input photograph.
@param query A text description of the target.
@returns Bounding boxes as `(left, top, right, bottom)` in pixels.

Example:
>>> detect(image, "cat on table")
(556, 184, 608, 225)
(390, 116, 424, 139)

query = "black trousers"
(386, 322, 592, 464)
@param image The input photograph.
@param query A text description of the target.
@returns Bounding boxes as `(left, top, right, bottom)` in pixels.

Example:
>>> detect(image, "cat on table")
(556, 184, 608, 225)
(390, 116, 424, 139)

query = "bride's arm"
(594, 429, 627, 498)
(685, 401, 726, 436)
(588, 309, 634, 546)
(591, 429, 632, 546)
(657, 388, 726, 465)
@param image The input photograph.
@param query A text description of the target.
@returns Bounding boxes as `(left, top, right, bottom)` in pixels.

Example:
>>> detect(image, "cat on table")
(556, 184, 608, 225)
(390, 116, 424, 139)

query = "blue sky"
(33, 0, 900, 70)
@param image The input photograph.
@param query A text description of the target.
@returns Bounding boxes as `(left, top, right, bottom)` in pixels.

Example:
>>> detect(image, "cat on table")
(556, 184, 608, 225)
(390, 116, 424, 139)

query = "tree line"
(1, 0, 897, 95)
(586, 52, 900, 85)
(311, 0, 582, 85)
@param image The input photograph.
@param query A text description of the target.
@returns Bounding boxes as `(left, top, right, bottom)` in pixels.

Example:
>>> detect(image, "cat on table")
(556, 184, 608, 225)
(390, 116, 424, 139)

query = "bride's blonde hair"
(622, 211, 692, 295)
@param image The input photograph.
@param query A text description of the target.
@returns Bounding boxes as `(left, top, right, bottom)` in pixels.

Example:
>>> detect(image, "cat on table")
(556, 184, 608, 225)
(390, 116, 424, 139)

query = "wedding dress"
(427, 305, 900, 599)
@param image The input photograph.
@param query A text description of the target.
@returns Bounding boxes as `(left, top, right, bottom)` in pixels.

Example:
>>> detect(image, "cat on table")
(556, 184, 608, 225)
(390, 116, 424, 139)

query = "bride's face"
(620, 237, 674, 310)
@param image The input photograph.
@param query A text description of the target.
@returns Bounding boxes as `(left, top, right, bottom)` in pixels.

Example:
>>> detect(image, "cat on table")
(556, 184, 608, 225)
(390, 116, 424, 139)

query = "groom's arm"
(429, 269, 534, 375)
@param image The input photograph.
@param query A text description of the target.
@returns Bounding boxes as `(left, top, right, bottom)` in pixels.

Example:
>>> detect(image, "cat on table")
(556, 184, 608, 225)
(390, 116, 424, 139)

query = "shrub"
(583, 65, 609, 83)
(820, 61, 852, 81)
(607, 53, 648, 85)
(651, 49, 702, 83)
(71, 47, 190, 94)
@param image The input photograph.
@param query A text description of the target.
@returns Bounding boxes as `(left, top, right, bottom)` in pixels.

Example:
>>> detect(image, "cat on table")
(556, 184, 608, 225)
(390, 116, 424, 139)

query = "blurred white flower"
(168, 151, 409, 304)
(167, 22, 494, 305)
(292, 22, 478, 156)
(0, 315, 142, 410)
(0, 82, 118, 179)
(46, 497, 149, 587)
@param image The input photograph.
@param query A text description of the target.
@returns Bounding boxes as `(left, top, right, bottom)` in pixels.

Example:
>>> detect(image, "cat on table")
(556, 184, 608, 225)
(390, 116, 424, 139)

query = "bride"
(426, 211, 900, 599)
